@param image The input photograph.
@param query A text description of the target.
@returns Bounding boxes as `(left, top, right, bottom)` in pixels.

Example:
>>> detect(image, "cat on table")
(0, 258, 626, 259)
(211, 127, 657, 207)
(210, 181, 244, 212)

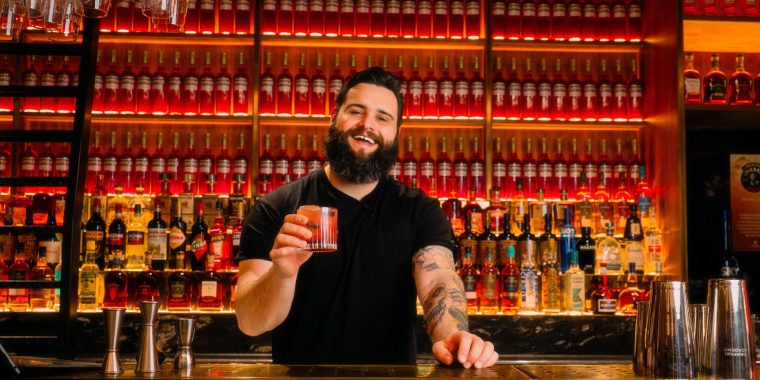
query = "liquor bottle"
(182, 52, 200, 115)
(132, 51, 151, 115)
(550, 0, 567, 40)
(197, 53, 215, 115)
(165, 52, 183, 115)
(233, 52, 250, 116)
(422, 56, 438, 119)
(477, 214, 498, 270)
(0, 57, 13, 112)
(729, 54, 753, 105)
(492, 57, 506, 119)
(38, 210, 61, 270)
(462, 187, 484, 235)
(402, 56, 421, 118)
(261, 0, 276, 34)
(438, 57, 454, 119)
(398, 136, 417, 189)
(540, 215, 561, 313)
(469, 137, 485, 199)
(303, 134, 322, 175)
(596, 0, 612, 41)
(623, 203, 644, 272)
(309, 54, 327, 117)
(521, 58, 537, 120)
(276, 0, 294, 35)
(643, 206, 662, 275)
(627, 0, 642, 41)
(133, 269, 161, 308)
(86, 135, 104, 194)
(132, 132, 149, 192)
(150, 51, 168, 115)
(337, 0, 354, 36)
(617, 262, 643, 314)
(197, 252, 224, 310)
(563, 250, 586, 312)
(257, 52, 276, 118)
(195, 133, 214, 191)
(610, 59, 628, 121)
(235, 0, 252, 33)
(183, 0, 199, 33)
(26, 247, 51, 310)
(163, 132, 180, 194)
(557, 208, 575, 273)
(582, 138, 598, 193)
(38, 56, 56, 113)
(491, 0, 506, 39)
(529, 188, 548, 234)
(452, 138, 468, 199)
(189, 203, 210, 271)
(21, 56, 40, 112)
(503, 137, 520, 198)
(566, 58, 582, 121)
(272, 134, 290, 189)
(627, 59, 643, 121)
(367, 0, 384, 36)
(536, 138, 554, 197)
(9, 188, 28, 226)
(580, 0, 596, 41)
(276, 53, 293, 117)
(719, 208, 741, 278)
(436, 137, 453, 198)
(596, 224, 621, 274)
(488, 138, 506, 195)
(580, 59, 597, 121)
(146, 200, 168, 271)
(591, 262, 617, 314)
(518, 214, 540, 312)
(102, 256, 128, 309)
(478, 244, 499, 314)
(496, 211, 517, 267)
(520, 0, 537, 40)
(166, 200, 188, 269)
(181, 133, 199, 194)
(502, 0, 520, 39)
(0, 143, 9, 182)
(146, 133, 166, 195)
(597, 139, 613, 191)
(229, 133, 248, 196)
(82, 197, 107, 270)
(19, 142, 37, 186)
(78, 247, 100, 311)
(522, 138, 538, 197)
(537, 211, 557, 263)
(293, 53, 310, 117)
(511, 178, 527, 234)
(55, 56, 74, 113)
(683, 52, 702, 104)
(7, 247, 30, 311)
(117, 131, 135, 193)
(453, 56, 473, 119)
(125, 204, 146, 270)
(458, 246, 479, 314)
(209, 200, 229, 270)
(116, 50, 136, 115)
(470, 57, 485, 119)
(417, 137, 435, 196)
(596, 59, 613, 121)
(30, 189, 50, 227)
(37, 142, 54, 185)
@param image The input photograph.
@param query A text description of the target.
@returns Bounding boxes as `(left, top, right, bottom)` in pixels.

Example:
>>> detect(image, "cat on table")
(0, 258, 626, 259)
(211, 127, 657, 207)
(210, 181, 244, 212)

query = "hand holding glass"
(296, 206, 337, 253)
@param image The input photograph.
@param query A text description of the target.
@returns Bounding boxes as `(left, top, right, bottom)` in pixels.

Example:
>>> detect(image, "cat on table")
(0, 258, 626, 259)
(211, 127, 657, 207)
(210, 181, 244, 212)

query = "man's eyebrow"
(345, 103, 396, 121)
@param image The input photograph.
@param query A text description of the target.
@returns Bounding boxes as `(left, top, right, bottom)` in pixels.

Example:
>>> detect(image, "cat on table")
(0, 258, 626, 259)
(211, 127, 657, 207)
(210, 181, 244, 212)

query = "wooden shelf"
(99, 32, 254, 46)
(684, 18, 760, 53)
(261, 35, 485, 50)
(492, 120, 645, 132)
(685, 104, 760, 131)
(258, 115, 485, 129)
(491, 40, 643, 53)
(91, 114, 253, 125)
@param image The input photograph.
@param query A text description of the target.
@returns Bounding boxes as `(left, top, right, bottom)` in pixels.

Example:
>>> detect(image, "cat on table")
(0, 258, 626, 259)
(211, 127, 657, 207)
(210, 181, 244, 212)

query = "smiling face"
(324, 83, 400, 184)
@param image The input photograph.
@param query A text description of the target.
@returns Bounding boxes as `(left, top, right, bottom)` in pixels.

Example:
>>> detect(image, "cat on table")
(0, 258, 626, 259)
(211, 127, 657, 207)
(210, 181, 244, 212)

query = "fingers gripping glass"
(296, 205, 337, 253)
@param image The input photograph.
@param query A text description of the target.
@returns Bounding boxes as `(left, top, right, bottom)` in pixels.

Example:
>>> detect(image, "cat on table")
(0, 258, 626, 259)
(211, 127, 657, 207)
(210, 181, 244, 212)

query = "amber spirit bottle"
(197, 254, 224, 310)
(479, 246, 499, 315)
(617, 262, 643, 314)
(624, 203, 644, 272)
(540, 216, 561, 313)
(459, 246, 479, 314)
(704, 54, 728, 105)
(103, 255, 128, 309)
(133, 269, 161, 308)
(28, 247, 53, 310)
(683, 53, 702, 104)
(729, 54, 753, 105)
(499, 245, 519, 313)
(591, 262, 617, 314)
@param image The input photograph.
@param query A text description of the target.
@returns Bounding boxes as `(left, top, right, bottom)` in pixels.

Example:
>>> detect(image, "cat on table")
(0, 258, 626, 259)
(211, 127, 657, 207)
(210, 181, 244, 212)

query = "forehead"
(343, 83, 398, 117)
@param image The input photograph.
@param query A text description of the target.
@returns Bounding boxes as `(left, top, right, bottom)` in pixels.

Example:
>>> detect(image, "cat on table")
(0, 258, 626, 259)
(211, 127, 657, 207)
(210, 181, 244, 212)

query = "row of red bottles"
(0, 56, 80, 113)
(86, 130, 250, 196)
(492, 56, 643, 122)
(262, 0, 482, 39)
(260, 51, 486, 119)
(683, 0, 760, 17)
(256, 133, 325, 195)
(99, 0, 253, 34)
(92, 48, 250, 116)
(683, 53, 760, 106)
(0, 142, 70, 181)
(492, 0, 642, 42)
(386, 135, 643, 200)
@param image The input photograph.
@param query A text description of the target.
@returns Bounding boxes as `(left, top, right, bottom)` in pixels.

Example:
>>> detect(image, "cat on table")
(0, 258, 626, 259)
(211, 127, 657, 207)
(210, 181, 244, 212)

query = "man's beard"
(324, 124, 398, 184)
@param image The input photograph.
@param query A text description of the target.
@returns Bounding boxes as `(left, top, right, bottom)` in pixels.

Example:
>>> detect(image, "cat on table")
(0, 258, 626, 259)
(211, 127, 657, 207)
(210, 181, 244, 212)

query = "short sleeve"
(236, 196, 284, 263)
(411, 197, 457, 255)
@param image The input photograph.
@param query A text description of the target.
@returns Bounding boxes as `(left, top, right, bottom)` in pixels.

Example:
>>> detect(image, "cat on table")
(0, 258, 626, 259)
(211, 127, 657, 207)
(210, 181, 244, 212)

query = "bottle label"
(199, 158, 213, 174)
(389, 162, 401, 178)
(523, 162, 537, 178)
(470, 162, 484, 178)
(0, 156, 6, 172)
(626, 241, 644, 268)
(237, 0, 251, 11)
(310, 0, 323, 11)
(79, 271, 97, 304)
(613, 4, 626, 18)
(597, 4, 610, 18)
(522, 3, 536, 17)
(184, 158, 198, 173)
(402, 0, 414, 15)
(150, 157, 165, 173)
(295, 77, 309, 95)
(56, 73, 71, 87)
(307, 159, 322, 173)
(450, 1, 463, 15)
(118, 156, 133, 172)
(420, 161, 434, 177)
(0, 72, 10, 86)
(455, 80, 469, 98)
(583, 3, 596, 17)
(538, 163, 552, 179)
(481, 274, 497, 299)
(493, 2, 505, 15)
(417, 0, 430, 14)
(454, 162, 467, 177)
(523, 82, 536, 98)
(278, 77, 292, 93)
(201, 280, 217, 298)
(127, 231, 145, 245)
(190, 235, 208, 261)
(507, 162, 521, 178)
(538, 3, 550, 17)
(520, 269, 538, 308)
(151, 75, 165, 91)
(552, 2, 566, 17)
(148, 228, 167, 260)
(135, 157, 148, 173)
(508, 81, 521, 98)
(493, 82, 505, 106)
(326, 0, 338, 12)
(85, 230, 105, 259)
(94, 75, 103, 90)
(437, 161, 451, 177)
(234, 76, 248, 92)
(275, 159, 289, 175)
(211, 232, 226, 260)
(136, 75, 151, 92)
(109, 232, 125, 249)
(462, 274, 477, 301)
(40, 241, 61, 265)
(503, 275, 518, 294)
(597, 298, 617, 313)
(41, 72, 55, 86)
(24, 72, 38, 86)
(169, 227, 186, 250)
(340, 0, 353, 12)
(169, 280, 187, 299)
(200, 77, 214, 93)
(630, 83, 643, 99)
(166, 157, 179, 173)
(554, 162, 568, 178)
(402, 162, 417, 177)
(292, 160, 306, 176)
(119, 75, 134, 93)
(424, 80, 438, 98)
(234, 158, 248, 174)
(440, 80, 454, 99)
(38, 156, 52, 172)
(628, 4, 641, 18)
(219, 0, 232, 10)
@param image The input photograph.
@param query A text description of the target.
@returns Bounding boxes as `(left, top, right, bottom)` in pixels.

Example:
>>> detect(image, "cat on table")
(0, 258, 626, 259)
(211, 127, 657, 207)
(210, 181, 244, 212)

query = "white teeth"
(353, 135, 376, 144)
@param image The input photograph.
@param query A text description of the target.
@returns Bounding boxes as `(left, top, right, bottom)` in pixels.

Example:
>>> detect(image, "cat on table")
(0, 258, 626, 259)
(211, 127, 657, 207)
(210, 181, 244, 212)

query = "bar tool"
(174, 318, 196, 371)
(135, 301, 161, 374)
(645, 280, 695, 379)
(632, 301, 649, 376)
(704, 278, 756, 379)
(101, 307, 126, 375)
(689, 304, 708, 372)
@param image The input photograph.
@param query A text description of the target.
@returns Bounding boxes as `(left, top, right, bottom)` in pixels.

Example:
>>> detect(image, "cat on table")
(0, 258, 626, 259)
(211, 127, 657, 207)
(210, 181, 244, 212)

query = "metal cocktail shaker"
(174, 318, 196, 371)
(632, 301, 649, 376)
(689, 304, 709, 372)
(101, 308, 126, 375)
(704, 278, 756, 379)
(645, 280, 695, 379)
(135, 301, 161, 374)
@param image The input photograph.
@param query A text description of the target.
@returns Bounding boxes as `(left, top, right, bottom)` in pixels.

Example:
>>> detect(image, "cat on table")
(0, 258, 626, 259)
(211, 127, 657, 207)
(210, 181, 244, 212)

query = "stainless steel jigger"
(135, 300, 161, 374)
(102, 308, 126, 375)
(174, 318, 196, 371)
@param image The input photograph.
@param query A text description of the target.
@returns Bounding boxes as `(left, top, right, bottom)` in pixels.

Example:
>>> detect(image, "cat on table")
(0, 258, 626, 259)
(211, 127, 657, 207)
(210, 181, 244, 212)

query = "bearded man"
(235, 67, 498, 368)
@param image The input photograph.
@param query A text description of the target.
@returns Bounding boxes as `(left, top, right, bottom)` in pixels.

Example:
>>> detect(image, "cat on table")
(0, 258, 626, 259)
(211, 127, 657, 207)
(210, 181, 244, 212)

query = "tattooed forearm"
(413, 246, 455, 272)
(422, 282, 469, 336)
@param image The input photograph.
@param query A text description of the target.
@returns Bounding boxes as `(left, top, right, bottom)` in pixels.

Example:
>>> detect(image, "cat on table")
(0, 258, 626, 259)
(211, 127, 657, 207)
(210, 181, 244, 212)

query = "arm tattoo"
(413, 246, 455, 272)
(422, 282, 469, 336)
(449, 308, 469, 332)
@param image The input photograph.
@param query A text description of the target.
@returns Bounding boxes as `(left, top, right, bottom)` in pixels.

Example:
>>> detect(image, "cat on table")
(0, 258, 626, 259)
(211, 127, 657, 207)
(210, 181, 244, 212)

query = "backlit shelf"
(99, 32, 254, 46)
(491, 39, 644, 53)
(261, 35, 485, 50)
(92, 114, 253, 125)
(684, 18, 760, 53)
(258, 115, 485, 129)
(492, 120, 645, 132)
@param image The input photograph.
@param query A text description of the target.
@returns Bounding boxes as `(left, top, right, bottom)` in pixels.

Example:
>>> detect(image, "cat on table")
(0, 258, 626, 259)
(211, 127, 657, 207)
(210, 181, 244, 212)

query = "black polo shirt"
(237, 169, 456, 364)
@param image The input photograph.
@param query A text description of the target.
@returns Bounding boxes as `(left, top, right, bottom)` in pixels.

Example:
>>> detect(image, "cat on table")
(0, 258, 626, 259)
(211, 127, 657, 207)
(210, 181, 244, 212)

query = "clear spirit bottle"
(595, 224, 622, 274)
(562, 250, 585, 313)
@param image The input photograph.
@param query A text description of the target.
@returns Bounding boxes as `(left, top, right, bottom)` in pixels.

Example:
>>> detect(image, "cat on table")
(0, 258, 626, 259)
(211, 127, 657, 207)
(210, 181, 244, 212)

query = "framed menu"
(730, 154, 760, 252)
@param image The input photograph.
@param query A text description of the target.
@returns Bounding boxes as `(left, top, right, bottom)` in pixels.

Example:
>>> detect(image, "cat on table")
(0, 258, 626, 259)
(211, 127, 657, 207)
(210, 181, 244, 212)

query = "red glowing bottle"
(492, 57, 506, 119)
(627, 59, 643, 121)
(309, 0, 324, 36)
(537, 138, 554, 198)
(536, 58, 551, 120)
(102, 51, 120, 114)
(135, 51, 151, 115)
(115, 0, 133, 32)
(215, 52, 232, 116)
(118, 132, 135, 193)
(436, 137, 453, 198)
(214, 133, 232, 195)
(291, 134, 307, 182)
(54, 56, 74, 113)
(199, 52, 216, 115)
(453, 137, 469, 199)
(535, 0, 551, 40)
(597, 58, 612, 122)
(438, 57, 454, 119)
(611, 59, 628, 121)
(182, 51, 200, 115)
(611, 0, 626, 41)
(38, 56, 56, 113)
(470, 57, 485, 119)
(580, 1, 596, 41)
(566, 58, 582, 121)
(521, 0, 537, 40)
(505, 57, 521, 120)
(306, 134, 322, 174)
(324, 0, 340, 36)
(469, 137, 485, 199)
(505, 0, 520, 39)
(185, 0, 200, 34)
(182, 133, 199, 194)
(401, 136, 418, 189)
(417, 0, 432, 38)
(219, 0, 234, 34)
(103, 131, 119, 193)
(422, 56, 439, 119)
(465, 0, 480, 39)
(567, 138, 582, 199)
(369, 0, 385, 37)
(294, 53, 310, 117)
(566, 1, 582, 41)
(596, 0, 611, 41)
(492, 138, 506, 193)
(294, 0, 309, 35)
(92, 54, 105, 114)
(150, 132, 166, 195)
(233, 52, 250, 116)
(522, 138, 537, 198)
(166, 132, 183, 194)
(450, 0, 465, 39)
(551, 0, 567, 41)
(521, 58, 537, 120)
(150, 51, 169, 115)
(339, 0, 355, 36)
(278, 0, 294, 35)
(400, 0, 415, 38)
(452, 56, 468, 119)
(166, 51, 183, 115)
(407, 56, 423, 118)
(432, 0, 447, 38)
(276, 53, 293, 116)
(504, 137, 520, 199)
(259, 51, 276, 116)
(258, 133, 274, 195)
(580, 59, 597, 122)
(550, 58, 567, 121)
(198, 133, 215, 190)
(627, 0, 642, 42)
(261, 0, 276, 34)
(134, 132, 150, 191)
(273, 134, 290, 189)
(582, 138, 598, 193)
(419, 137, 435, 196)
(235, 0, 252, 34)
(86, 131, 103, 193)
(553, 138, 568, 198)
(386, 0, 401, 37)
(311, 54, 327, 117)
(117, 50, 136, 114)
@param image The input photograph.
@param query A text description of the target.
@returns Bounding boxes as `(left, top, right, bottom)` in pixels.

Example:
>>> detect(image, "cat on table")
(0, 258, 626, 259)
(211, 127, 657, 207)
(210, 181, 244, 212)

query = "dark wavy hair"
(333, 66, 405, 130)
